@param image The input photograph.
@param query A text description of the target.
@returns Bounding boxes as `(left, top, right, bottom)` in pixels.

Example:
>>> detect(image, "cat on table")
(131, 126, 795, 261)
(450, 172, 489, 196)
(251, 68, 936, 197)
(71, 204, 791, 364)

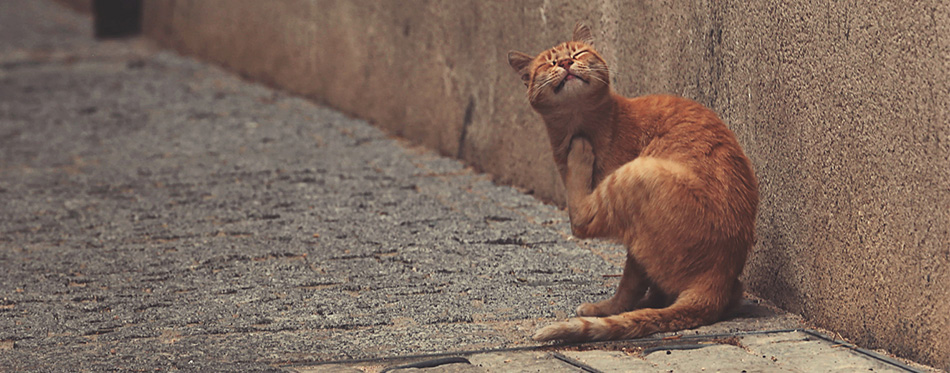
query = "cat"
(507, 23, 759, 342)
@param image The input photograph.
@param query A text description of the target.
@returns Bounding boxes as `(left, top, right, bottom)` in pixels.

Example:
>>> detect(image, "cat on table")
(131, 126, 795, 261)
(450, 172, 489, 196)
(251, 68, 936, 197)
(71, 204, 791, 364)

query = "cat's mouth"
(554, 73, 588, 93)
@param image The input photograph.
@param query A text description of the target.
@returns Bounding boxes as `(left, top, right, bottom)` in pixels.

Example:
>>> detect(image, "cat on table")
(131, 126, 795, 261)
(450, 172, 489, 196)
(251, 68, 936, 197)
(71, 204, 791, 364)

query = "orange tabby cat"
(508, 23, 759, 342)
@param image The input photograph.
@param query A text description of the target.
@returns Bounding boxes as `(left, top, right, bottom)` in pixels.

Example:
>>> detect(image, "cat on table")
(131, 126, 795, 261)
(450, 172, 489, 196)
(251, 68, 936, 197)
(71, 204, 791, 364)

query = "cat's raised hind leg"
(576, 253, 649, 317)
(567, 137, 649, 317)
(565, 137, 605, 238)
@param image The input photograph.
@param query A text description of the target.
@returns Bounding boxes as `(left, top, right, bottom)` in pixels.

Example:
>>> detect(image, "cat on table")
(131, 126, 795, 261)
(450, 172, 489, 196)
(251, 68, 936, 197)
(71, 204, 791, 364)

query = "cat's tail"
(532, 282, 741, 342)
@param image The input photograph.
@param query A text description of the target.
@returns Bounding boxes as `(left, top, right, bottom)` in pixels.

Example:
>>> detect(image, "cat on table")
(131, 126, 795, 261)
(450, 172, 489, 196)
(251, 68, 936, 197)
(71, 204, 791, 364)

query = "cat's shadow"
(728, 297, 790, 321)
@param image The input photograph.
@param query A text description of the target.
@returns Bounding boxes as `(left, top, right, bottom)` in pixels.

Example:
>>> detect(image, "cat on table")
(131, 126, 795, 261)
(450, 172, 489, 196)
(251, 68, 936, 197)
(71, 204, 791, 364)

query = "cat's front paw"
(576, 302, 603, 317)
(576, 301, 624, 317)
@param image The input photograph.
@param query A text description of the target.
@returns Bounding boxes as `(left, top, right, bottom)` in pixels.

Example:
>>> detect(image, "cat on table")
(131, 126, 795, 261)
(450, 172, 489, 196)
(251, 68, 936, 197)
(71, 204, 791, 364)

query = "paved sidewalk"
(299, 330, 921, 372)
(0, 1, 936, 372)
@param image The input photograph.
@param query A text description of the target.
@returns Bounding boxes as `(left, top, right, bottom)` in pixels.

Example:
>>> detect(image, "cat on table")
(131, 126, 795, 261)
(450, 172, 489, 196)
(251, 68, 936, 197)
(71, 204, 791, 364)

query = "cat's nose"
(558, 59, 574, 69)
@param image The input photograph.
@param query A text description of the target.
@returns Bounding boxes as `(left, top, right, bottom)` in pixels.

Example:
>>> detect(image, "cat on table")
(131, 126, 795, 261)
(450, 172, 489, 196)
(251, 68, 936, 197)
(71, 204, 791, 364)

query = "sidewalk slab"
(298, 330, 924, 373)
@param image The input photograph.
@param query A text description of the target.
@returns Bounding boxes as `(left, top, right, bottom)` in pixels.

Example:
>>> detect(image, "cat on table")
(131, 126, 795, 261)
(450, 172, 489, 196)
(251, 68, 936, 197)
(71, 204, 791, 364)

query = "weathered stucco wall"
(142, 0, 950, 368)
(53, 0, 91, 14)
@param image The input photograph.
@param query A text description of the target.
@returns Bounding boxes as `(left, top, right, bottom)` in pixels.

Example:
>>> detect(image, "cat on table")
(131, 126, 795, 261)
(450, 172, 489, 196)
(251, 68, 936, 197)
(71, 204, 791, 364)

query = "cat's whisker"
(531, 74, 561, 99)
(577, 66, 610, 74)
(530, 78, 549, 99)
(588, 74, 609, 85)
(573, 66, 610, 84)
(572, 68, 609, 85)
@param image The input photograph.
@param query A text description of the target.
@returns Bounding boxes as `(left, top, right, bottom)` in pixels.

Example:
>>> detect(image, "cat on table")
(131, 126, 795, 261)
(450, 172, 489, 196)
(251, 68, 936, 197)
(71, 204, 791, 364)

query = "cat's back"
(611, 93, 757, 209)
(617, 94, 748, 165)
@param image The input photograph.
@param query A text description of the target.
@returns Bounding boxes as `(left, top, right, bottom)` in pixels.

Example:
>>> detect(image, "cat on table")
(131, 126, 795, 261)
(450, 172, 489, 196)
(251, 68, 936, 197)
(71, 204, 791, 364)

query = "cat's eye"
(573, 51, 588, 58)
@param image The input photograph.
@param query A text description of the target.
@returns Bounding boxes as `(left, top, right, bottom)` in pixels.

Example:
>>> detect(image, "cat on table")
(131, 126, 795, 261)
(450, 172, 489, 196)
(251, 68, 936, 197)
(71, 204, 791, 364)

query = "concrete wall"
(141, 0, 950, 368)
(53, 0, 91, 14)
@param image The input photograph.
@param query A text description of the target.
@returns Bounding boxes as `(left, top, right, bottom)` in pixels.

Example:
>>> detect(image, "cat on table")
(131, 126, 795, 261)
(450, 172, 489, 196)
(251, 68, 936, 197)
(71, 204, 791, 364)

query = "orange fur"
(508, 23, 759, 342)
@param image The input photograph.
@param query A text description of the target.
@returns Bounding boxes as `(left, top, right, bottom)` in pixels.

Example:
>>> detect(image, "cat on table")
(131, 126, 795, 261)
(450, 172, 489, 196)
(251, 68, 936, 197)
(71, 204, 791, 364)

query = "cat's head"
(507, 23, 610, 111)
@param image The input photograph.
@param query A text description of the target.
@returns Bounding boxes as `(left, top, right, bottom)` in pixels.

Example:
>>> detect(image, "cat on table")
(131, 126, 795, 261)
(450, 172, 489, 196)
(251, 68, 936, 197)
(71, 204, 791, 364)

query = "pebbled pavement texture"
(0, 1, 618, 370)
(4, 1, 929, 372)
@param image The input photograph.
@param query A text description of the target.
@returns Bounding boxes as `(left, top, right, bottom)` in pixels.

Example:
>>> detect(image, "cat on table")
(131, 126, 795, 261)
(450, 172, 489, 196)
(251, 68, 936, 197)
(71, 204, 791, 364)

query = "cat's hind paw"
(577, 300, 629, 317)
(576, 302, 607, 317)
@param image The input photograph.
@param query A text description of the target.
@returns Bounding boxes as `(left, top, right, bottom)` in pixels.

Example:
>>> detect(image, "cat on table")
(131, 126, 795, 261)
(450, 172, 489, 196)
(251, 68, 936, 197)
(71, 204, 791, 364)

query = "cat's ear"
(572, 22, 594, 45)
(507, 51, 534, 86)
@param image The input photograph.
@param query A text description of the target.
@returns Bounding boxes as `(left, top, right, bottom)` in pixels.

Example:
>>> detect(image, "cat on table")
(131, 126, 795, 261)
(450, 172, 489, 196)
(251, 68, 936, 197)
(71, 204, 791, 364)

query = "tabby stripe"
(580, 318, 592, 335)
(599, 173, 618, 229)
(601, 317, 620, 339)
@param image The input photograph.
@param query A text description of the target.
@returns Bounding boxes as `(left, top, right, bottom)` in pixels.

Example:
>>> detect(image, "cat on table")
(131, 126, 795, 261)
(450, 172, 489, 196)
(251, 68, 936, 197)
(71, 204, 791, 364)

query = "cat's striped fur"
(508, 23, 758, 342)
